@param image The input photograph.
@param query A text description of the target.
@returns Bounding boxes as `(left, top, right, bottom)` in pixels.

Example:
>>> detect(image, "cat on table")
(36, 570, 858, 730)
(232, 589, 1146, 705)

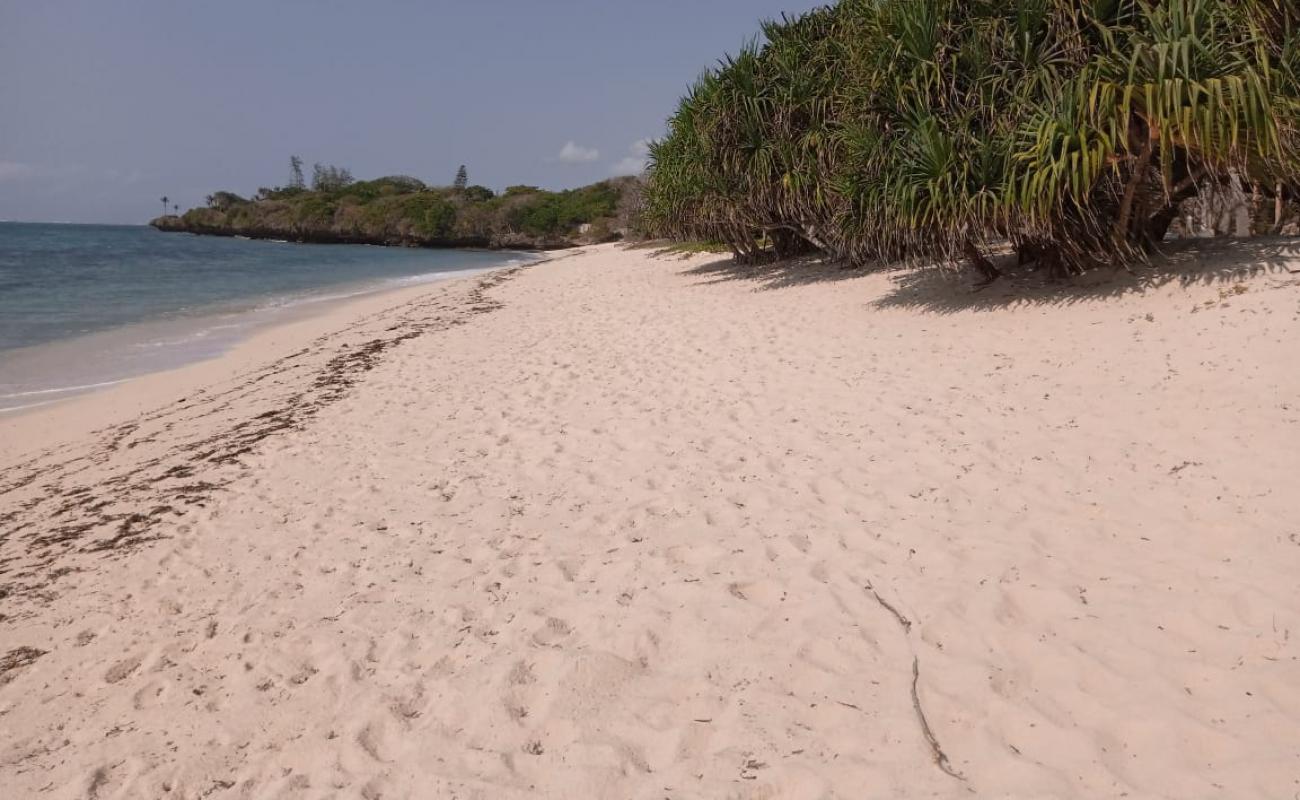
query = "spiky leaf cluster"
(644, 0, 1300, 272)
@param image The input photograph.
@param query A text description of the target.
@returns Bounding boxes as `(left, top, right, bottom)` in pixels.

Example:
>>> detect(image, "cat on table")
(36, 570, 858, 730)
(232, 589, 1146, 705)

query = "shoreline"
(150, 220, 585, 252)
(0, 255, 541, 458)
(0, 248, 538, 420)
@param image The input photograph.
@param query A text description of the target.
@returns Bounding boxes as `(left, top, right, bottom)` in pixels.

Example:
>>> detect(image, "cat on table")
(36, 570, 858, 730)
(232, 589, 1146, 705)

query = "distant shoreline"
(152, 174, 639, 253)
(0, 262, 506, 415)
(150, 216, 581, 252)
(0, 253, 535, 449)
(0, 222, 537, 415)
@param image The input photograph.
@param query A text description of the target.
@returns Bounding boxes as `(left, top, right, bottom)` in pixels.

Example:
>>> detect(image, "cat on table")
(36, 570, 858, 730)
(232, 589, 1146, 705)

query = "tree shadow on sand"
(671, 237, 1300, 307)
(872, 237, 1300, 314)
(680, 253, 869, 290)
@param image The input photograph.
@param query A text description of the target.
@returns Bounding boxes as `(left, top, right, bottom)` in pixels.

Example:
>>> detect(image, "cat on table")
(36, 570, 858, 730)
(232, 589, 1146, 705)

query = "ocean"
(0, 223, 532, 412)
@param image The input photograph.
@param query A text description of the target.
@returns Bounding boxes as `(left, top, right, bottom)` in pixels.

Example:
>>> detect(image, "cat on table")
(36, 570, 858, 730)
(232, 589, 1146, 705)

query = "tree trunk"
(797, 218, 831, 253)
(1114, 135, 1155, 249)
(1016, 240, 1040, 266)
(1142, 166, 1205, 247)
(963, 239, 1001, 282)
(1038, 242, 1069, 280)
(770, 228, 812, 259)
(1145, 204, 1180, 247)
(1230, 171, 1251, 236)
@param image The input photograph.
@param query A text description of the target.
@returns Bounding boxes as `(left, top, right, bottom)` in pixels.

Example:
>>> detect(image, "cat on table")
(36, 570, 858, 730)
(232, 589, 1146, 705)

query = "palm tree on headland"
(173, 203, 179, 215)
(160, 195, 170, 217)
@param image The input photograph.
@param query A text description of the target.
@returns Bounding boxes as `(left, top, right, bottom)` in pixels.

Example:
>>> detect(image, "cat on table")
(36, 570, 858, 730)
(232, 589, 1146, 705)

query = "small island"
(152, 160, 643, 251)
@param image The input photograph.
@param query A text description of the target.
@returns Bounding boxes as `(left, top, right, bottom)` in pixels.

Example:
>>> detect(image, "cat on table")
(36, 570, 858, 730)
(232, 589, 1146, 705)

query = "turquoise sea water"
(0, 223, 530, 411)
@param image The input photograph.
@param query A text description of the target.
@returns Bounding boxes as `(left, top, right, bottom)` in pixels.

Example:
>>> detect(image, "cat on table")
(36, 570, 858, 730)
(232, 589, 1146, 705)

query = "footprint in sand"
(508, 659, 536, 686)
(556, 559, 581, 582)
(104, 655, 143, 685)
(531, 617, 573, 648)
(356, 718, 397, 763)
(725, 579, 786, 607)
(388, 682, 428, 724)
(502, 658, 540, 723)
(131, 679, 171, 710)
(633, 628, 661, 667)
(288, 664, 319, 686)
(504, 699, 530, 722)
(360, 778, 390, 800)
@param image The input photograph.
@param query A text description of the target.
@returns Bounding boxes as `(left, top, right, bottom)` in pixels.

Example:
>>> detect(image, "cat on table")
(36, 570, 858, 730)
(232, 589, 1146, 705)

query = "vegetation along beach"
(2, 1, 1299, 798)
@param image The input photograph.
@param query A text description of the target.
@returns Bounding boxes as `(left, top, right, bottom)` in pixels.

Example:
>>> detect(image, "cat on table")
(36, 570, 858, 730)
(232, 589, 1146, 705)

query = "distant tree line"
(163, 157, 644, 249)
(311, 163, 353, 192)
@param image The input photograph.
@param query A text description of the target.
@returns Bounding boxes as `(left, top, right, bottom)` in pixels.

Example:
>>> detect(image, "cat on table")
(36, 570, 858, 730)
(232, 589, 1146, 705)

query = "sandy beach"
(2, 241, 1299, 798)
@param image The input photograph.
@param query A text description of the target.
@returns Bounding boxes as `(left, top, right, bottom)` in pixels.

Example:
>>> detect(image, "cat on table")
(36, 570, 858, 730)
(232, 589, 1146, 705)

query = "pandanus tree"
(644, 0, 1300, 276)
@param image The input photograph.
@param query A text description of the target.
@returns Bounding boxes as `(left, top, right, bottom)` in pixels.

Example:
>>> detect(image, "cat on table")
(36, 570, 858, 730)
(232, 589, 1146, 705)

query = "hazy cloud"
(610, 138, 652, 176)
(0, 161, 39, 182)
(555, 141, 600, 164)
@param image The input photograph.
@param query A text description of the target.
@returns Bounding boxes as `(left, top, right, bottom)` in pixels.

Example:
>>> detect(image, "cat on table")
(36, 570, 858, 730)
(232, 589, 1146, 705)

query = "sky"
(0, 0, 825, 224)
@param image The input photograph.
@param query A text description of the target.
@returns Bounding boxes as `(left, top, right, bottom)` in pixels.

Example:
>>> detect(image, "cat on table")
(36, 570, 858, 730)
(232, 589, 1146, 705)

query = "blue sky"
(0, 0, 825, 224)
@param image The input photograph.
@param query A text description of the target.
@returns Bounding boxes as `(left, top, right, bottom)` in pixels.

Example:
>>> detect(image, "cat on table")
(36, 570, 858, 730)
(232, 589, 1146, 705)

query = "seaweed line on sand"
(0, 262, 535, 621)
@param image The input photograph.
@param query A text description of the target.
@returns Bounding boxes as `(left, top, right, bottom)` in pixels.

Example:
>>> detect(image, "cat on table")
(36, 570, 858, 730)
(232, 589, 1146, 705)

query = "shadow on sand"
(676, 237, 1300, 312)
(681, 253, 870, 291)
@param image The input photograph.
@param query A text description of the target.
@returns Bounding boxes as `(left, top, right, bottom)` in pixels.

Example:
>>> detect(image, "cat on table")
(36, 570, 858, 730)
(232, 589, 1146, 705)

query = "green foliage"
(167, 170, 641, 247)
(404, 194, 458, 238)
(256, 185, 306, 201)
(294, 194, 338, 227)
(644, 0, 1300, 272)
(311, 163, 354, 192)
(375, 175, 428, 192)
(334, 176, 431, 202)
(205, 191, 247, 211)
(506, 181, 624, 235)
(462, 185, 496, 202)
(289, 155, 305, 190)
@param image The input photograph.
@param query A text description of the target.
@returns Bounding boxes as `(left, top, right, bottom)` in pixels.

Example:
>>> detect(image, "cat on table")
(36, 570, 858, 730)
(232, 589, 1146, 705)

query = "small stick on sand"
(868, 585, 912, 632)
(910, 655, 966, 782)
(868, 584, 966, 783)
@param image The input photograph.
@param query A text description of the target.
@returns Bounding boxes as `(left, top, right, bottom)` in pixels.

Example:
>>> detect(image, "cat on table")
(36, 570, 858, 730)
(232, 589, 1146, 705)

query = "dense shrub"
(205, 191, 247, 211)
(643, 0, 1300, 275)
(507, 181, 625, 235)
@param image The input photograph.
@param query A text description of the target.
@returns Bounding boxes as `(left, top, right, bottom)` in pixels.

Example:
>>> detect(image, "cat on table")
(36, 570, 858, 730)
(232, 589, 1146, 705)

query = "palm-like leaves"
(643, 0, 1300, 273)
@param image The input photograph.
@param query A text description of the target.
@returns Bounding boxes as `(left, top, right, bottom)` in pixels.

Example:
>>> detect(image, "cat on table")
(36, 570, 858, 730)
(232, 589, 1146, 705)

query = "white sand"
(1, 240, 1299, 798)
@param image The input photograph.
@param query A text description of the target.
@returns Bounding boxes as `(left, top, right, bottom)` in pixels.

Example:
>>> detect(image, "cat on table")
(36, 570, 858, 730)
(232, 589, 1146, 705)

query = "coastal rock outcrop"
(152, 175, 641, 252)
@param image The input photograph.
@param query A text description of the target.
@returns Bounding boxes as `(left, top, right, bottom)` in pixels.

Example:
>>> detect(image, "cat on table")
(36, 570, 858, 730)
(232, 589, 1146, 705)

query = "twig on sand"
(910, 655, 966, 782)
(867, 584, 967, 784)
(868, 585, 912, 632)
